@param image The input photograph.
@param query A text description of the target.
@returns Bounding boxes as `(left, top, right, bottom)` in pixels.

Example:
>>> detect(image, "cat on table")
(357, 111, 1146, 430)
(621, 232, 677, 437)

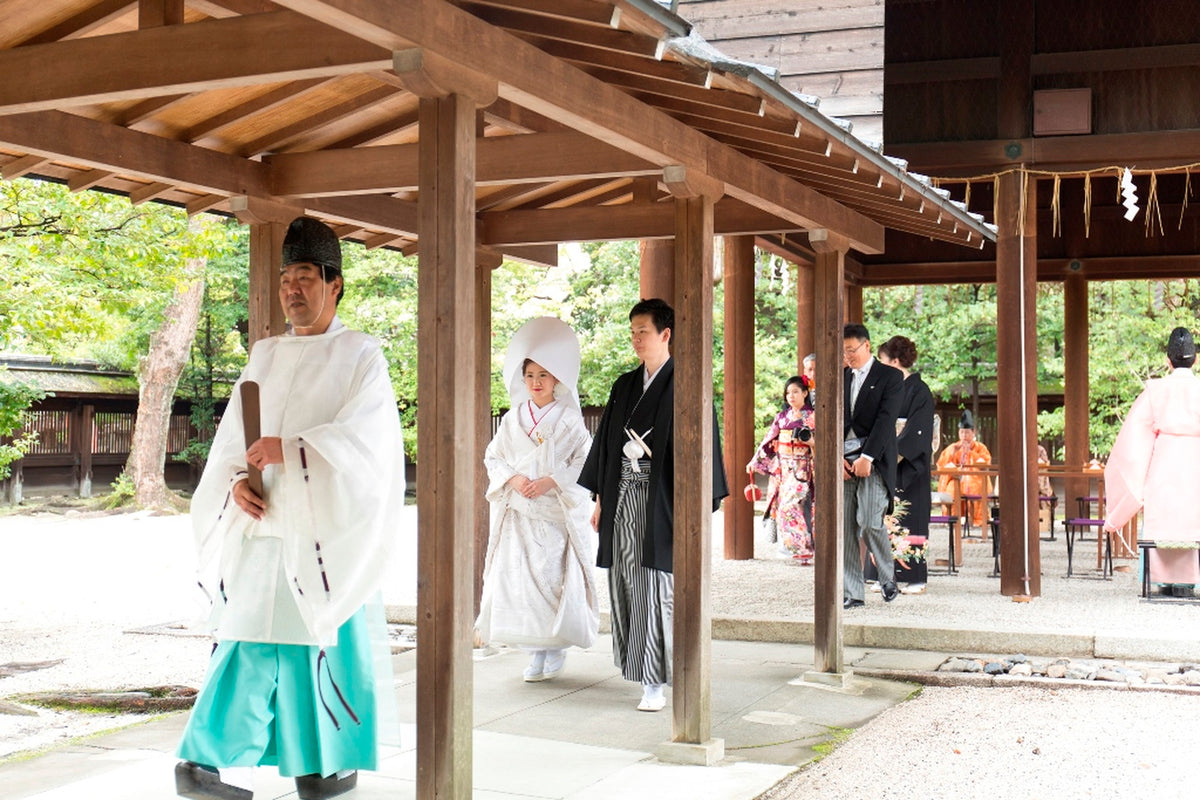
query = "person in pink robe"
(1104, 326, 1200, 593)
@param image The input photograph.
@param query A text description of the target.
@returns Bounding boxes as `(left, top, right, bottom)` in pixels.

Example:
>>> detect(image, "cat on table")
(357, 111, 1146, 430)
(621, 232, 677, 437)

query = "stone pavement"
(1, 504, 1196, 798)
(2, 637, 944, 800)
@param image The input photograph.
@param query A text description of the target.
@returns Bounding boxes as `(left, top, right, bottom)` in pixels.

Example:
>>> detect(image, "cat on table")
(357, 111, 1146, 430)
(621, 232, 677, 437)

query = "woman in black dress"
(877, 336, 935, 590)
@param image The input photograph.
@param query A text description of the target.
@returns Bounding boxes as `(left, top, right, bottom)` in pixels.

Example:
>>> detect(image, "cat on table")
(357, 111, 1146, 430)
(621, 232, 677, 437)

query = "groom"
(842, 323, 904, 608)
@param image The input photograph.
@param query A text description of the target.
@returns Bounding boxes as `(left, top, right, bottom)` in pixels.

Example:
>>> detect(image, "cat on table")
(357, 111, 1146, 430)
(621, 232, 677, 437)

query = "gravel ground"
(2, 499, 1198, 800)
(708, 516, 1199, 641)
(0, 507, 213, 759)
(761, 685, 1200, 800)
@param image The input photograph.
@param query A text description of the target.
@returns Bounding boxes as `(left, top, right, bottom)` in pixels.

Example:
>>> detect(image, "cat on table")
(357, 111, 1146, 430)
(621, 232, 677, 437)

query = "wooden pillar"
(662, 165, 722, 762)
(723, 235, 755, 560)
(1063, 273, 1089, 502)
(474, 254, 499, 616)
(79, 403, 95, 498)
(416, 92, 479, 799)
(640, 238, 675, 305)
(138, 0, 184, 27)
(844, 282, 863, 324)
(809, 229, 846, 675)
(70, 403, 83, 496)
(231, 197, 297, 347)
(796, 260, 815, 374)
(997, 0, 1034, 140)
(995, 170, 1041, 598)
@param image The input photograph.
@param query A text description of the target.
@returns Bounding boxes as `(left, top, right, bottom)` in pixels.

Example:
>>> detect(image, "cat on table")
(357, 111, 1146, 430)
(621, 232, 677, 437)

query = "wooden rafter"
(236, 85, 400, 156)
(524, 35, 712, 87)
(181, 78, 334, 143)
(271, 0, 887, 252)
(455, 4, 663, 57)
(0, 110, 270, 196)
(266, 131, 658, 197)
(0, 12, 394, 114)
(14, 0, 135, 47)
(479, 197, 796, 245)
(445, 0, 619, 27)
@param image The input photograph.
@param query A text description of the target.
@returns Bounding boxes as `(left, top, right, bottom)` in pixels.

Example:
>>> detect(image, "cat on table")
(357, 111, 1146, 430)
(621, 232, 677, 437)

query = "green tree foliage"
(0, 377, 43, 480)
(864, 278, 1200, 459)
(0, 178, 232, 367)
(334, 245, 419, 460)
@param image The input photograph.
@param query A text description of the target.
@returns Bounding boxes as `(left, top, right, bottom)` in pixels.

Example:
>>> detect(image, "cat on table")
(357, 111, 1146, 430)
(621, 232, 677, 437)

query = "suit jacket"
(843, 358, 904, 497)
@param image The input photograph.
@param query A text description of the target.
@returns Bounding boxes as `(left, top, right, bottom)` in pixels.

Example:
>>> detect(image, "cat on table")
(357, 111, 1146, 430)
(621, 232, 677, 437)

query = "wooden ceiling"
(0, 0, 995, 266)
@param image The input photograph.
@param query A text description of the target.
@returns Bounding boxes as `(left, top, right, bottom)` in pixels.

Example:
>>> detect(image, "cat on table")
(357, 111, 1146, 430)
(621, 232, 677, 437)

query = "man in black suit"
(842, 323, 904, 608)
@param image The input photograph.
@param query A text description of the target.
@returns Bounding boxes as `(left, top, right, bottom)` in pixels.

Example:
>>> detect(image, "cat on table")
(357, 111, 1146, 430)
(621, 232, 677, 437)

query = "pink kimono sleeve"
(1104, 390, 1155, 529)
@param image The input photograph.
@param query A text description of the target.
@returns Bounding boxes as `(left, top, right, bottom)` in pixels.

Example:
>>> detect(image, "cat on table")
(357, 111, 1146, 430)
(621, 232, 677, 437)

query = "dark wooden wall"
(885, 0, 1200, 144)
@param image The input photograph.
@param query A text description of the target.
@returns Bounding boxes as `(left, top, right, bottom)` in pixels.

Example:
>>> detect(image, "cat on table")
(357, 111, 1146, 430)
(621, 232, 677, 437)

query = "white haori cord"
(623, 427, 652, 472)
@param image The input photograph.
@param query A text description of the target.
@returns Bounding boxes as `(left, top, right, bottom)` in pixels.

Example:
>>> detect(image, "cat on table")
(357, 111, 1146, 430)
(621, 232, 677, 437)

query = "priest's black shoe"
(175, 761, 252, 800)
(843, 598, 864, 609)
(882, 581, 900, 602)
(295, 771, 358, 800)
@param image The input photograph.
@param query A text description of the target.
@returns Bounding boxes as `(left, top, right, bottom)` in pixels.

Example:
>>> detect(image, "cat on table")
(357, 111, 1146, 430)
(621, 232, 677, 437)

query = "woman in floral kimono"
(475, 317, 600, 681)
(747, 375, 815, 562)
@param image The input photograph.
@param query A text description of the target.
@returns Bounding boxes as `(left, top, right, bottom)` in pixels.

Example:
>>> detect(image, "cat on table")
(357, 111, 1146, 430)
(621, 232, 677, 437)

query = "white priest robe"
(191, 317, 406, 647)
(1105, 367, 1200, 584)
(476, 401, 599, 650)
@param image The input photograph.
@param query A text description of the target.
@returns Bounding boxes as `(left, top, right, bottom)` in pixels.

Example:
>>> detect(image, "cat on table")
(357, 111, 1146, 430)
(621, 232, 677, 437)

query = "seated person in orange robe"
(936, 411, 992, 530)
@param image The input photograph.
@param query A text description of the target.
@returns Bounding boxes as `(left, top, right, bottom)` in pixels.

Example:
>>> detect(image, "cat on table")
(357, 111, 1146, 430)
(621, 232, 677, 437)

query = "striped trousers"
(608, 459, 673, 685)
(843, 469, 894, 602)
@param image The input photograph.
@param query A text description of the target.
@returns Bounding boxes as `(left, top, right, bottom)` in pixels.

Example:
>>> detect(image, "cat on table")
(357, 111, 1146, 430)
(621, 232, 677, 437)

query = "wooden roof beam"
(182, 78, 333, 143)
(305, 195, 420, 237)
(479, 197, 798, 245)
(326, 108, 421, 148)
(445, 0, 619, 27)
(186, 1, 280, 19)
(1, 154, 49, 181)
(482, 98, 564, 134)
(129, 181, 176, 205)
(454, 4, 664, 57)
(525, 36, 713, 88)
(501, 244, 558, 269)
(267, 131, 657, 197)
(68, 169, 115, 193)
(856, 254, 1200, 287)
(891, 129, 1200, 175)
(236, 85, 400, 157)
(272, 0, 884, 253)
(185, 193, 228, 216)
(0, 11, 394, 114)
(18, 0, 135, 46)
(0, 110, 271, 197)
(140, 0, 186, 28)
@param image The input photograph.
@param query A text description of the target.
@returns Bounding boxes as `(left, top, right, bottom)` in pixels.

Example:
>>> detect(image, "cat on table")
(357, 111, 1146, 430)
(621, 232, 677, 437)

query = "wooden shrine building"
(678, 0, 1200, 601)
(0, 0, 997, 795)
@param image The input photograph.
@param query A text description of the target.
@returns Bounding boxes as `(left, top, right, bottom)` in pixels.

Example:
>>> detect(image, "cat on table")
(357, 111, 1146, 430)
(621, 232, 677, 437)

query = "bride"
(475, 317, 599, 681)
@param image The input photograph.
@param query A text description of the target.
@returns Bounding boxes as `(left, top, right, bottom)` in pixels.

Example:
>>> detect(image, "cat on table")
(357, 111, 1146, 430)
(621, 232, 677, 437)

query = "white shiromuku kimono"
(190, 317, 407, 647)
(476, 399, 599, 650)
(1105, 367, 1200, 584)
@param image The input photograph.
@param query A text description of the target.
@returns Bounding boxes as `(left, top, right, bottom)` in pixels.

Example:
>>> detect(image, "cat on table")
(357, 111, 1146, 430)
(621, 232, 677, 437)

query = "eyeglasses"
(842, 341, 867, 357)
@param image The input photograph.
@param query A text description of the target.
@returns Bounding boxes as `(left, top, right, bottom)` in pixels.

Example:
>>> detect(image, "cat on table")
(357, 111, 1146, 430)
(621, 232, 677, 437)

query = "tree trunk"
(125, 260, 205, 511)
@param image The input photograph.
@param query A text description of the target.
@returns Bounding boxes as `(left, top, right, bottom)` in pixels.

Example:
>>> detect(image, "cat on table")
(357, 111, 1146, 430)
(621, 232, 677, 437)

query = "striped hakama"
(608, 458, 673, 685)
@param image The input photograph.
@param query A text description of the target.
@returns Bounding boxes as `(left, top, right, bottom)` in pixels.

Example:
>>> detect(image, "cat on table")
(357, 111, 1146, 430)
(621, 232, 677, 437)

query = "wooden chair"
(928, 514, 958, 575)
(1065, 516, 1112, 578)
(1039, 493, 1057, 540)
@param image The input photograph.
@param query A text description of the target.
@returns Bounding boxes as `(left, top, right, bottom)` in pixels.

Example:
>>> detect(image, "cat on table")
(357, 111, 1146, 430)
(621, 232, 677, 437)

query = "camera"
(797, 427, 813, 442)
